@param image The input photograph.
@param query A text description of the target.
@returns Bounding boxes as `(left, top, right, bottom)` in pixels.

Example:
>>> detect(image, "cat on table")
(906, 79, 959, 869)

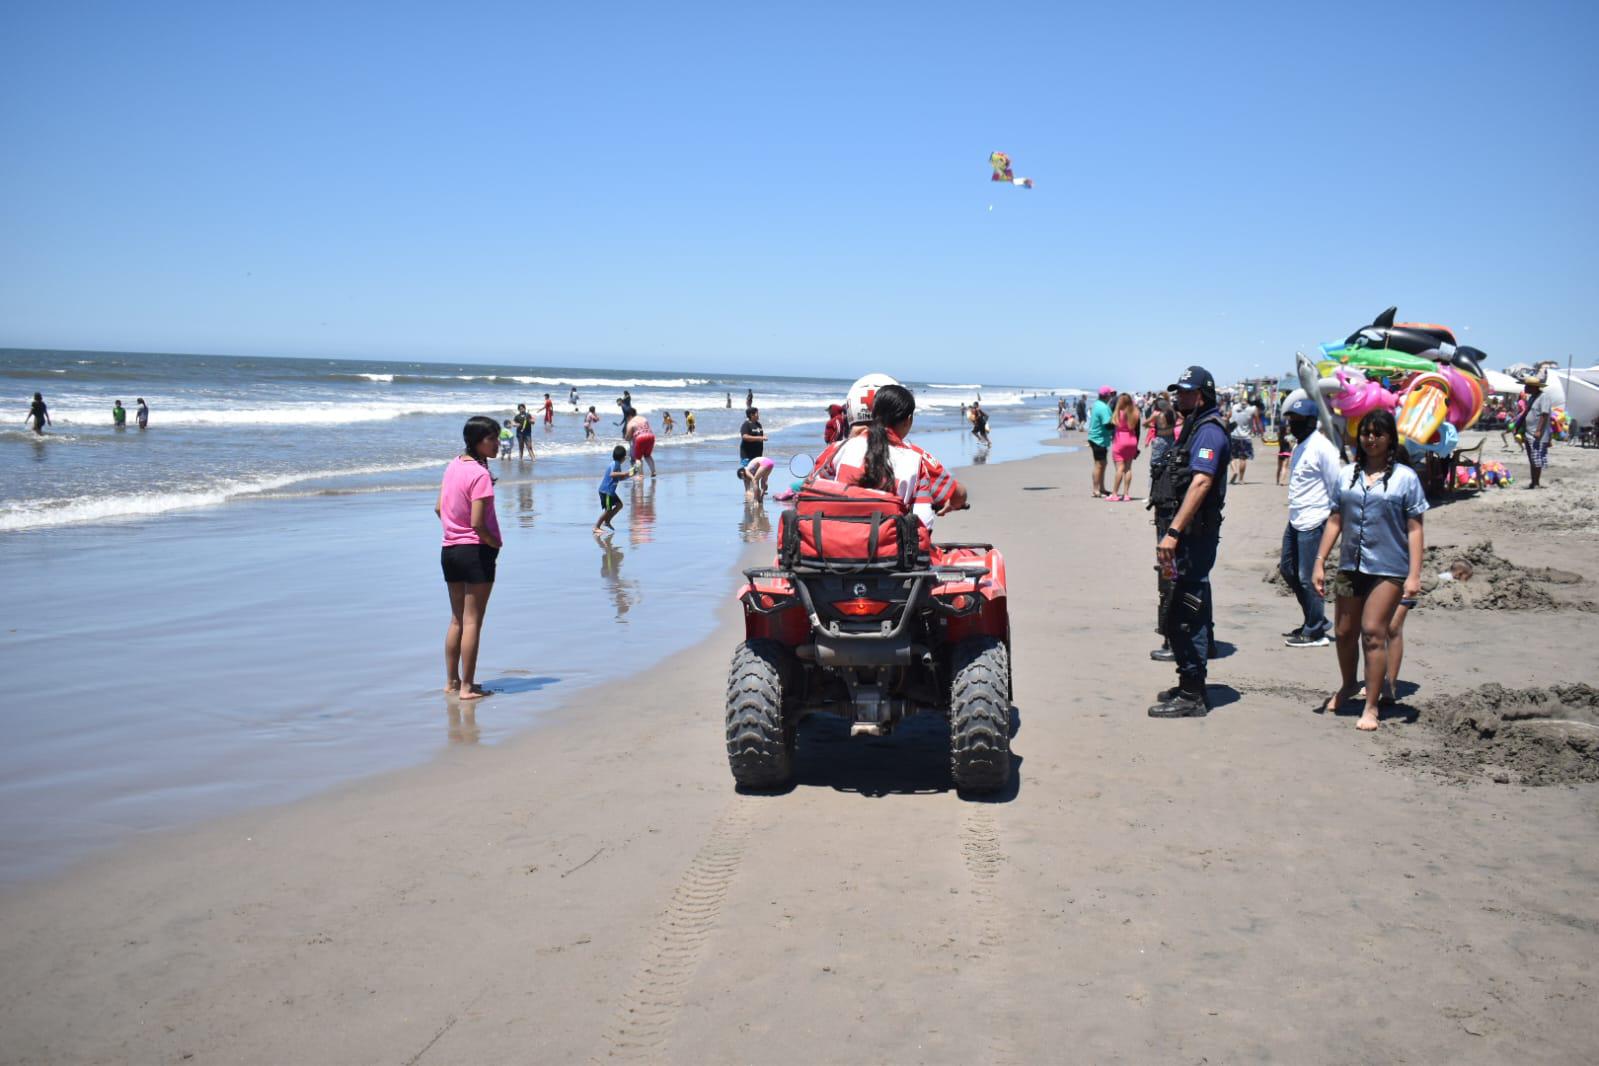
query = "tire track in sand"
(603, 800, 754, 1060)
(961, 804, 1019, 1065)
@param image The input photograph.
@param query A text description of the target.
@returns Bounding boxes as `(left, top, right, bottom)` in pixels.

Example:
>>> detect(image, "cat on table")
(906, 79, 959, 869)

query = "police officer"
(1149, 366, 1230, 718)
(1147, 417, 1180, 662)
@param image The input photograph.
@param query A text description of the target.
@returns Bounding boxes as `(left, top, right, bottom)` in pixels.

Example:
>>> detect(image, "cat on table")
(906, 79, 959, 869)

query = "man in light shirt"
(1227, 394, 1255, 484)
(1279, 397, 1342, 647)
(1522, 375, 1554, 489)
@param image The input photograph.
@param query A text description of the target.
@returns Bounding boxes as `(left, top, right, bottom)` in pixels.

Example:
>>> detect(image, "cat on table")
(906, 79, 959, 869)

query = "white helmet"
(845, 373, 901, 426)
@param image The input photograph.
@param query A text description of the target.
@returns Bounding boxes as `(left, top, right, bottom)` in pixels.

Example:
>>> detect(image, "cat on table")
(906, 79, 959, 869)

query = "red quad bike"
(727, 478, 1013, 794)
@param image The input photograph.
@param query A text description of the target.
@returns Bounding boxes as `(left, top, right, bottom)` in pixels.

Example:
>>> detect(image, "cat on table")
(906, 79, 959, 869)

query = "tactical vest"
(1147, 409, 1227, 531)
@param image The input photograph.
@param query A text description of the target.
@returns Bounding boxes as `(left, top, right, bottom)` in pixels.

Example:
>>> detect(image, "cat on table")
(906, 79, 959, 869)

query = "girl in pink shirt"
(435, 416, 503, 701)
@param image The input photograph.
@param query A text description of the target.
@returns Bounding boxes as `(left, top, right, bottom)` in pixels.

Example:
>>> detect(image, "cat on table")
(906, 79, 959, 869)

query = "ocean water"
(1, 349, 1038, 532)
(0, 348, 1069, 882)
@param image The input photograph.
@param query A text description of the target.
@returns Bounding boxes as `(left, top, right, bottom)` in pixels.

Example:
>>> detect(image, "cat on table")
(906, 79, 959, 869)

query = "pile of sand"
(1384, 684, 1599, 786)
(1261, 539, 1593, 611)
(1420, 541, 1594, 611)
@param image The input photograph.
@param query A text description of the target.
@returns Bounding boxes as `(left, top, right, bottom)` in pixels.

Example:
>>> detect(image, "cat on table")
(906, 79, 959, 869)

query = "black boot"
(1148, 674, 1209, 718)
(1149, 639, 1174, 662)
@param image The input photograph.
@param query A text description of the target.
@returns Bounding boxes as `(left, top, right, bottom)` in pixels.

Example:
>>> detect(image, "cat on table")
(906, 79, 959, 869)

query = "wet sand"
(0, 417, 1053, 884)
(2, 435, 1596, 1064)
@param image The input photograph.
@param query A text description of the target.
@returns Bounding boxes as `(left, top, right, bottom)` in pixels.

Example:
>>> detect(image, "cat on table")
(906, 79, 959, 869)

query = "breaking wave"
(0, 460, 443, 532)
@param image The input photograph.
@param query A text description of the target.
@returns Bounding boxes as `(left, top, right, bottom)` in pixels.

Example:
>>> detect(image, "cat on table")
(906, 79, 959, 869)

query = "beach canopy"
(1549, 368, 1599, 426)
(1483, 368, 1523, 395)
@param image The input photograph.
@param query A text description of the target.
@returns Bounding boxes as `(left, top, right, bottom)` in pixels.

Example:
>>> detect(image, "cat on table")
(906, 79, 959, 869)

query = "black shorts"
(599, 491, 622, 509)
(1333, 569, 1400, 599)
(441, 543, 499, 584)
(1089, 442, 1108, 461)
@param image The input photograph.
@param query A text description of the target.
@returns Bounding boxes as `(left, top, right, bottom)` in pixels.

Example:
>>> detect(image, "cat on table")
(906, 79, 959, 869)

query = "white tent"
(1550, 368, 1599, 427)
(1483, 368, 1523, 395)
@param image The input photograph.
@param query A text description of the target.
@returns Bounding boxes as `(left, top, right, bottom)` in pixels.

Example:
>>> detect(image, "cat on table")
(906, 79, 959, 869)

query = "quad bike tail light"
(832, 597, 890, 617)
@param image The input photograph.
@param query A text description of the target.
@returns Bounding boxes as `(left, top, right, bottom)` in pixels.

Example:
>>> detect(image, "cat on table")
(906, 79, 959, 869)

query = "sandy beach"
(3, 436, 1597, 1064)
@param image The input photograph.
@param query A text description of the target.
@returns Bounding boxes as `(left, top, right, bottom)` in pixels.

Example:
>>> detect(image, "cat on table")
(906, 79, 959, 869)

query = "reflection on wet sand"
(739, 498, 772, 542)
(515, 481, 536, 528)
(596, 533, 637, 621)
(628, 478, 656, 546)
(446, 704, 480, 745)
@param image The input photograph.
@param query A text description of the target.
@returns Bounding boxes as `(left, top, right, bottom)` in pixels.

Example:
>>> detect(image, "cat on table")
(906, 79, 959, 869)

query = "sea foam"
(0, 460, 444, 532)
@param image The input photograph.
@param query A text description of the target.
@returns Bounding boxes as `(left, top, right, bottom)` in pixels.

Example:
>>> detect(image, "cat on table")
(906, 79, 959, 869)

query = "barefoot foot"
(1356, 710, 1380, 731)
(1320, 685, 1357, 715)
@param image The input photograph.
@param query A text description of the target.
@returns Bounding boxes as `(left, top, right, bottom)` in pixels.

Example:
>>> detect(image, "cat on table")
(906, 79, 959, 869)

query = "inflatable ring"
(1438, 365, 1484, 430)
(1397, 371, 1450, 444)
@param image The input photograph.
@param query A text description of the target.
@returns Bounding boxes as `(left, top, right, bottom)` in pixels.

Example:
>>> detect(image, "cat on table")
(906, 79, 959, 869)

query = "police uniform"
(1149, 366, 1229, 717)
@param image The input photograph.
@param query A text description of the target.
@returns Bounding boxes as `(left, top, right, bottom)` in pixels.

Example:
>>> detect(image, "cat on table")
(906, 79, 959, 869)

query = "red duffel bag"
(778, 479, 919, 571)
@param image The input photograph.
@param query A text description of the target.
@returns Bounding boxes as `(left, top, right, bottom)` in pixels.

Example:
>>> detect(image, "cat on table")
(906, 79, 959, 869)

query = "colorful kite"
(989, 151, 1034, 188)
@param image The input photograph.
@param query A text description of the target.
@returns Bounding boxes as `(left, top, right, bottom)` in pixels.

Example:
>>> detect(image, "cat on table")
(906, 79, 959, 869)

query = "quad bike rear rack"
(742, 561, 991, 641)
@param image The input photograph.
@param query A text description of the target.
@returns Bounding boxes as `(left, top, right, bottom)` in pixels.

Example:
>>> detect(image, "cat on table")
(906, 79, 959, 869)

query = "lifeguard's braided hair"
(860, 384, 916, 493)
(1349, 408, 1411, 490)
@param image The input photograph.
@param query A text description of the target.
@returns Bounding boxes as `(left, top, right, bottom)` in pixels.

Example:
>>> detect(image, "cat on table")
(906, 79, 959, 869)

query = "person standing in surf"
(625, 409, 657, 478)
(136, 397, 149, 429)
(739, 407, 766, 470)
(25, 392, 50, 434)
(436, 416, 503, 701)
(513, 403, 534, 459)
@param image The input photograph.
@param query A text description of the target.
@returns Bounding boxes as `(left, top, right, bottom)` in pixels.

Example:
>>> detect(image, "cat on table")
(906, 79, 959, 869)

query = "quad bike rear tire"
(950, 637, 1012, 794)
(725, 639, 795, 789)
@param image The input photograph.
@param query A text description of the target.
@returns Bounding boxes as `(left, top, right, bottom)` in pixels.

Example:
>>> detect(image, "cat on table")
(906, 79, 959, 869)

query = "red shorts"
(631, 433, 655, 460)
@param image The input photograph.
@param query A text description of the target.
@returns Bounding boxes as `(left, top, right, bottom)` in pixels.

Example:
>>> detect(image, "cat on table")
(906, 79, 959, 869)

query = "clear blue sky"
(2, 0, 1594, 385)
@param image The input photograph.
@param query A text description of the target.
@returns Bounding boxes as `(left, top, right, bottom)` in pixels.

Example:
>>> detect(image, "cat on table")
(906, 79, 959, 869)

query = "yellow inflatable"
(1396, 372, 1451, 446)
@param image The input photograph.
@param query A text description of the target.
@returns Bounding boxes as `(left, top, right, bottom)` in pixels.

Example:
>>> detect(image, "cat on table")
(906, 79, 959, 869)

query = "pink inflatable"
(1438, 365, 1484, 429)
(1329, 368, 1397, 421)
